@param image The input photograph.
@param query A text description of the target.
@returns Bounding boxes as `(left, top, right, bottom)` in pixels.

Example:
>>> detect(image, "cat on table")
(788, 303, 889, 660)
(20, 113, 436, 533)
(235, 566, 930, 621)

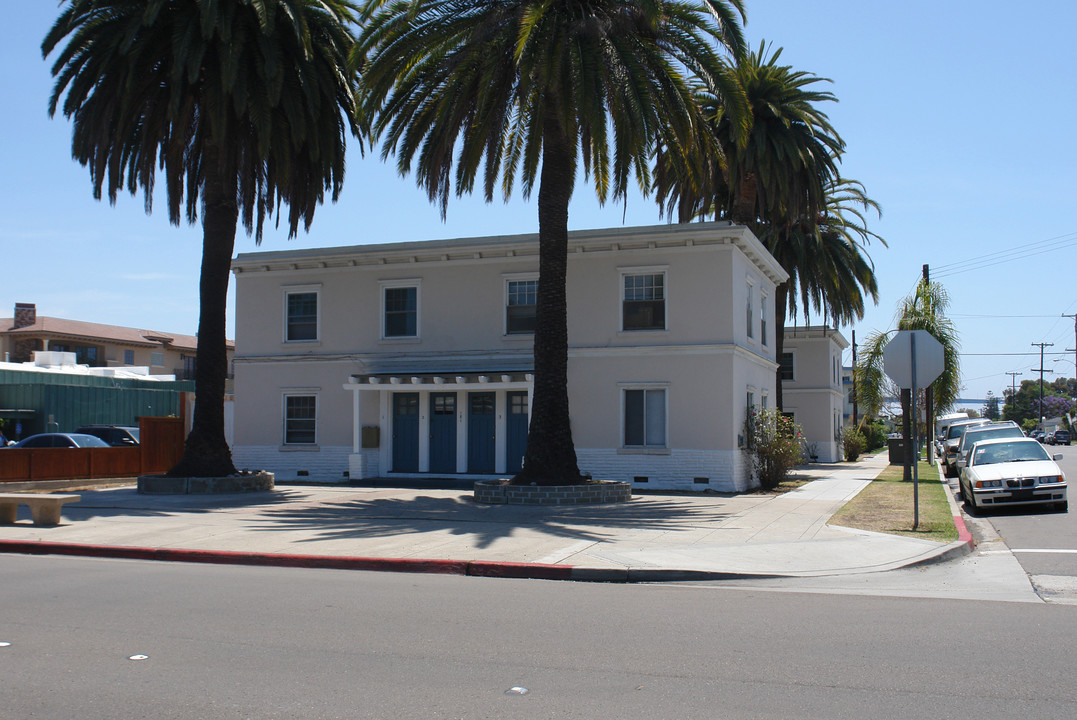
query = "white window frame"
(503, 272, 539, 336)
(150, 351, 164, 368)
(380, 279, 421, 341)
(745, 278, 755, 340)
(760, 292, 768, 347)
(282, 284, 321, 344)
(619, 265, 668, 332)
(282, 391, 319, 446)
(620, 383, 669, 451)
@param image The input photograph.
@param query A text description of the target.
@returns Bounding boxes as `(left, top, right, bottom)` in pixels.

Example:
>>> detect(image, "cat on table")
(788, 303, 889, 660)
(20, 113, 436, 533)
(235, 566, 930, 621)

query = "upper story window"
(382, 281, 419, 339)
(284, 288, 319, 342)
(124, 349, 134, 365)
(746, 280, 754, 339)
(780, 352, 794, 381)
(760, 293, 768, 347)
(150, 351, 164, 367)
(622, 270, 666, 331)
(506, 277, 538, 334)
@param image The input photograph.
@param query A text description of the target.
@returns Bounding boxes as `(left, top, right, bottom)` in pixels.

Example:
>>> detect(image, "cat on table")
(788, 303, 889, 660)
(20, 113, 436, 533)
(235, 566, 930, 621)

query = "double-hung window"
(623, 387, 667, 448)
(622, 270, 666, 331)
(284, 394, 317, 445)
(746, 281, 754, 339)
(760, 293, 768, 346)
(285, 288, 319, 342)
(506, 277, 537, 334)
(382, 282, 419, 339)
(780, 352, 795, 381)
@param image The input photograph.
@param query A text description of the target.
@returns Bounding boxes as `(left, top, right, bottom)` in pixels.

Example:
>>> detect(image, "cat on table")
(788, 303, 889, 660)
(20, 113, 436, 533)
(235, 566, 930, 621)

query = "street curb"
(0, 538, 961, 584)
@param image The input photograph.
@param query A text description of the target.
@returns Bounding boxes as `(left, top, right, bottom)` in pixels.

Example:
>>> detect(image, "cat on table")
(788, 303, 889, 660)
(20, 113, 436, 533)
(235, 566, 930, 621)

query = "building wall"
(781, 328, 849, 462)
(232, 223, 787, 489)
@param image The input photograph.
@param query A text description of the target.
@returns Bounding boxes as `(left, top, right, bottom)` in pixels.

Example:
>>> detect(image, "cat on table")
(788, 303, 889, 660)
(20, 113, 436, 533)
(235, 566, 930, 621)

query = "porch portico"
(343, 372, 534, 480)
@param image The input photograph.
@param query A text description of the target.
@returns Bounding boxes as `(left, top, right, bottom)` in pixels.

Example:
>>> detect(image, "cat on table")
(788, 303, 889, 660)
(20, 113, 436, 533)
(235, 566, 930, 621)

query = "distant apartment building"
(780, 326, 850, 462)
(0, 302, 233, 382)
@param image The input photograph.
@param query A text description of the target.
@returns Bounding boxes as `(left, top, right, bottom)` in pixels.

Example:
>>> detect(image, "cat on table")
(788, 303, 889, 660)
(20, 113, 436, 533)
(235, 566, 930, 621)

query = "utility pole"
(852, 329, 858, 428)
(922, 264, 934, 463)
(1032, 342, 1054, 426)
(1063, 313, 1077, 388)
(1005, 371, 1021, 420)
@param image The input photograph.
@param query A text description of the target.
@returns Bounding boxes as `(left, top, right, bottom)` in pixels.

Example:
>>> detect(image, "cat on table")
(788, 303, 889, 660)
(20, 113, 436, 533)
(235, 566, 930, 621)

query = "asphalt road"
(960, 445, 1077, 602)
(2, 554, 1076, 719)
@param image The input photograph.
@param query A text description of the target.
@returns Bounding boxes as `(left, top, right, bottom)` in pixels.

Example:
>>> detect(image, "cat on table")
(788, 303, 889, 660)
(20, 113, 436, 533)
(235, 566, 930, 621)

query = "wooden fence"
(0, 416, 185, 483)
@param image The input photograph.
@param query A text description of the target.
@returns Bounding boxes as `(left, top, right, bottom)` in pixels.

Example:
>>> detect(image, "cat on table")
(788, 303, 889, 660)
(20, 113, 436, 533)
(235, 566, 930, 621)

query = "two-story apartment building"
(780, 326, 850, 462)
(231, 221, 788, 491)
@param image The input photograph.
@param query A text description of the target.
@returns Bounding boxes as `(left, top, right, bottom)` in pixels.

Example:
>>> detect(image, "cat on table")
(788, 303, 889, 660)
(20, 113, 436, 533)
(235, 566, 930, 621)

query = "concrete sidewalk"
(0, 452, 972, 582)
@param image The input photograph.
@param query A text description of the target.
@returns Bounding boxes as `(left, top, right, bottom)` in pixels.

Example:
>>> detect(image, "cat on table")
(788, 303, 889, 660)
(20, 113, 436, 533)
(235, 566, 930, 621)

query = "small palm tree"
(856, 279, 961, 466)
(356, 0, 749, 484)
(43, 0, 360, 477)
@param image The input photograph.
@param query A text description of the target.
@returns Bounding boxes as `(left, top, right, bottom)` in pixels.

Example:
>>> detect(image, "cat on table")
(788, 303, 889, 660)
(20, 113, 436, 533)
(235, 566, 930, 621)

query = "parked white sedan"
(959, 437, 1067, 512)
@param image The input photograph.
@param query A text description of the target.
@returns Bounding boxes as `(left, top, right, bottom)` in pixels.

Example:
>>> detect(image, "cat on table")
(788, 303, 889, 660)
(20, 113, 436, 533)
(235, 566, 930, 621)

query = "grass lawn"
(829, 457, 958, 542)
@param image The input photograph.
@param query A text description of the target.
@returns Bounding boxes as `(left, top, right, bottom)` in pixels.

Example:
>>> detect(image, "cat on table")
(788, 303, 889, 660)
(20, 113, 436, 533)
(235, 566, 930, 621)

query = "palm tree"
(356, 0, 749, 485)
(656, 43, 842, 228)
(43, 0, 360, 477)
(656, 44, 882, 409)
(767, 178, 883, 409)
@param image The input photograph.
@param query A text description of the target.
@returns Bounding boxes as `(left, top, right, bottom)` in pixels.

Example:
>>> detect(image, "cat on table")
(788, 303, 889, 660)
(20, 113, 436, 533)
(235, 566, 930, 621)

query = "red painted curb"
(467, 560, 575, 580)
(953, 514, 974, 547)
(0, 540, 470, 576)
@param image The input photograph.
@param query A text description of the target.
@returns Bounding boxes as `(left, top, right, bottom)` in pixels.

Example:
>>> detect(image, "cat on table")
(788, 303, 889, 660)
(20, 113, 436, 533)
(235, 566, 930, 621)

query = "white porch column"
(351, 386, 361, 453)
(494, 390, 507, 474)
(418, 390, 431, 472)
(379, 391, 391, 476)
(455, 391, 467, 473)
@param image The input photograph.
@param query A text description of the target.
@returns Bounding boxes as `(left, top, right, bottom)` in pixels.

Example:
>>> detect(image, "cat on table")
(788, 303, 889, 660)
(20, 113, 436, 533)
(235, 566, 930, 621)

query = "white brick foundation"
(232, 445, 353, 483)
(576, 448, 758, 492)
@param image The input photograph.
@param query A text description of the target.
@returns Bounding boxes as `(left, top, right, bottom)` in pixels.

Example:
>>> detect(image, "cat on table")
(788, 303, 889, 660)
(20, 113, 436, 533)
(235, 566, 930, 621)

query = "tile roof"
(0, 316, 234, 350)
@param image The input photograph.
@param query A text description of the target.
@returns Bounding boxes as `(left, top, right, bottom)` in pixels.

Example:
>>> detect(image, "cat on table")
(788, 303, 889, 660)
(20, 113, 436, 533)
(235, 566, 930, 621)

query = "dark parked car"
(75, 425, 140, 446)
(11, 433, 110, 448)
(1047, 430, 1071, 446)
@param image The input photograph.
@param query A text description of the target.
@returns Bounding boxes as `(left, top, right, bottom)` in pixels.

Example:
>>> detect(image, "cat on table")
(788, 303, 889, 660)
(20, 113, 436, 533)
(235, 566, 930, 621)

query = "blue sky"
(3, 1, 1076, 404)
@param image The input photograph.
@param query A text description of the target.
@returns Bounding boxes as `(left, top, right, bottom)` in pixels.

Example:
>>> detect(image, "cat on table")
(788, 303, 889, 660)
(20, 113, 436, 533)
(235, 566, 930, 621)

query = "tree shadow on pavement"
(52, 486, 301, 521)
(248, 493, 740, 550)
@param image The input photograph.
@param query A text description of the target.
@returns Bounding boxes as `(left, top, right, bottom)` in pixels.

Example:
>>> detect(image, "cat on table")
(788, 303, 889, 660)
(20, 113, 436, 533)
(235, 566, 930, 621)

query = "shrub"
(843, 427, 866, 462)
(861, 420, 887, 452)
(743, 409, 804, 490)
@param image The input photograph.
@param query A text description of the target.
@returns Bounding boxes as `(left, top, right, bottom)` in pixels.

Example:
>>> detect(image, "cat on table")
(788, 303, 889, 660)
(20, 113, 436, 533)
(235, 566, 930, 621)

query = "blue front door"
(429, 393, 457, 473)
(506, 391, 529, 473)
(392, 393, 419, 472)
(467, 392, 495, 473)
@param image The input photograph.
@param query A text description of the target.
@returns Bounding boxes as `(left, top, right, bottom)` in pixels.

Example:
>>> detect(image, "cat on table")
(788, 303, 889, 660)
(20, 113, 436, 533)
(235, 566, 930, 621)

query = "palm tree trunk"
(168, 150, 238, 478)
(773, 282, 789, 411)
(511, 111, 582, 486)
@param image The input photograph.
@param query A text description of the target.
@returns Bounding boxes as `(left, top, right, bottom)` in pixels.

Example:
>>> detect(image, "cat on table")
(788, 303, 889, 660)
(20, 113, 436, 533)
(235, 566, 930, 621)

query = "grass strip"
(829, 460, 958, 542)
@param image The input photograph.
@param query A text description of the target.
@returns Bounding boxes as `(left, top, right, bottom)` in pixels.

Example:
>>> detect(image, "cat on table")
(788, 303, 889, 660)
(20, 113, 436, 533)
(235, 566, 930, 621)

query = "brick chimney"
(14, 303, 36, 329)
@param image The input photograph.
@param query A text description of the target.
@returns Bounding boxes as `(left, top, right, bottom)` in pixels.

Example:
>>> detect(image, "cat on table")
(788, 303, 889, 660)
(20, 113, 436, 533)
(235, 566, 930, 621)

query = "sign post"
(883, 330, 945, 529)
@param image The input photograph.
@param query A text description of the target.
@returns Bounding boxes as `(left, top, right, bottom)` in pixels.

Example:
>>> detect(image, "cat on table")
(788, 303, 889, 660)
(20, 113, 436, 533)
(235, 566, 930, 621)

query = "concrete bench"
(0, 493, 81, 526)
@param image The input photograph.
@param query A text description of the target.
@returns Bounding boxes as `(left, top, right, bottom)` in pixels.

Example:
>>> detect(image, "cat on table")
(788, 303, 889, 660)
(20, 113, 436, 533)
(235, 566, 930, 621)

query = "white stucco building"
(780, 326, 850, 462)
(230, 221, 789, 491)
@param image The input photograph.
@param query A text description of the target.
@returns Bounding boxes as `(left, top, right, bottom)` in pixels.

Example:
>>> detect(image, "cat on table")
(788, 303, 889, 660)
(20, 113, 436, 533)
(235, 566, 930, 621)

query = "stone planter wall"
(138, 471, 275, 495)
(474, 479, 631, 505)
